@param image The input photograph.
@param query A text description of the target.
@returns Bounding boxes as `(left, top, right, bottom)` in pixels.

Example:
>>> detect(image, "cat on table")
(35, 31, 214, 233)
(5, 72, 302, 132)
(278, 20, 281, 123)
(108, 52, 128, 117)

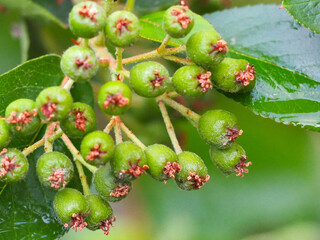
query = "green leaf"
(204, 4, 320, 131)
(134, 0, 176, 14)
(283, 0, 320, 34)
(0, 0, 65, 28)
(139, 11, 214, 47)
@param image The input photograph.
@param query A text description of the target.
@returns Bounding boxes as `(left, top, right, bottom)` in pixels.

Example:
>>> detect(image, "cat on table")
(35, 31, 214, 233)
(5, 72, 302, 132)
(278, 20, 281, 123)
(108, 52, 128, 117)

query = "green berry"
(60, 102, 97, 138)
(0, 148, 29, 182)
(112, 141, 148, 181)
(198, 109, 242, 149)
(175, 151, 209, 191)
(36, 152, 74, 190)
(172, 65, 212, 97)
(210, 58, 256, 93)
(80, 131, 114, 166)
(144, 144, 180, 183)
(93, 164, 132, 202)
(35, 86, 73, 122)
(130, 61, 170, 98)
(69, 1, 106, 39)
(210, 143, 251, 177)
(186, 30, 228, 67)
(53, 188, 89, 231)
(97, 81, 132, 115)
(86, 194, 116, 235)
(5, 99, 40, 136)
(0, 118, 10, 148)
(105, 10, 140, 47)
(61, 46, 98, 82)
(163, 5, 194, 38)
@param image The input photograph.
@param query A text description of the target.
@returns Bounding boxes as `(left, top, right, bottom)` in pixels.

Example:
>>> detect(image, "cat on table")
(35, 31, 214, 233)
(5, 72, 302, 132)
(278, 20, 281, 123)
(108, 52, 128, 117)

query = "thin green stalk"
(103, 118, 115, 134)
(63, 79, 74, 91)
(157, 34, 171, 53)
(116, 47, 124, 72)
(162, 55, 194, 65)
(75, 160, 90, 196)
(125, 0, 136, 11)
(120, 122, 146, 150)
(114, 118, 123, 144)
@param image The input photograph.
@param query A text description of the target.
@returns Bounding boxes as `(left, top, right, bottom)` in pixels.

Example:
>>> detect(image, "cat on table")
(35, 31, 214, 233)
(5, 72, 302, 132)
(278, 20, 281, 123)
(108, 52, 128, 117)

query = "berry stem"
(75, 159, 91, 196)
(121, 46, 186, 65)
(82, 38, 89, 48)
(157, 34, 171, 53)
(119, 122, 146, 150)
(103, 118, 115, 134)
(63, 79, 75, 92)
(158, 96, 200, 128)
(116, 47, 124, 72)
(114, 117, 123, 144)
(157, 100, 183, 154)
(125, 0, 136, 11)
(22, 138, 45, 156)
(60, 133, 98, 173)
(162, 55, 194, 65)
(44, 122, 56, 152)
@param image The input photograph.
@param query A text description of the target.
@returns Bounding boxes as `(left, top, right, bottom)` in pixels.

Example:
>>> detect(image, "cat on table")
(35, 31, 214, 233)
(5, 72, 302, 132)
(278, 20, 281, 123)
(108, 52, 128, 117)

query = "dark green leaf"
(283, 0, 320, 34)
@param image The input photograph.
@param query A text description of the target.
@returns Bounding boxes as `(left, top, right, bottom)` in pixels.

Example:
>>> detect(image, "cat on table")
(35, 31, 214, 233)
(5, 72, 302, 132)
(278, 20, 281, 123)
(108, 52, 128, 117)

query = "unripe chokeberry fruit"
(186, 30, 228, 67)
(61, 46, 98, 82)
(112, 141, 148, 181)
(97, 81, 132, 115)
(175, 151, 210, 191)
(53, 188, 89, 231)
(105, 10, 140, 47)
(60, 102, 97, 138)
(144, 144, 180, 183)
(36, 152, 74, 190)
(198, 109, 242, 149)
(5, 99, 40, 136)
(0, 118, 10, 148)
(210, 143, 251, 177)
(130, 61, 170, 98)
(80, 131, 114, 166)
(163, 5, 194, 38)
(86, 194, 116, 235)
(93, 164, 132, 202)
(210, 58, 256, 93)
(172, 65, 212, 97)
(0, 148, 29, 182)
(35, 86, 73, 122)
(69, 1, 106, 39)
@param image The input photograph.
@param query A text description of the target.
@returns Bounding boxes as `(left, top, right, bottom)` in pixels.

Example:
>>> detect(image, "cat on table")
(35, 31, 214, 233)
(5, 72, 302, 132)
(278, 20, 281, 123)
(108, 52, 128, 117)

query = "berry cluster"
(0, 1, 256, 237)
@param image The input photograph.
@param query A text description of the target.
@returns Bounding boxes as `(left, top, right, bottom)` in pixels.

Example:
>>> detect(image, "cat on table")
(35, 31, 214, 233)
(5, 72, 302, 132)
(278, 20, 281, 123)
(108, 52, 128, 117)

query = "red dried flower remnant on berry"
(115, 18, 132, 36)
(235, 155, 251, 177)
(187, 172, 210, 189)
(78, 4, 98, 23)
(209, 39, 228, 54)
(120, 161, 149, 179)
(40, 100, 57, 121)
(171, 6, 191, 29)
(72, 109, 87, 132)
(104, 93, 130, 109)
(48, 170, 67, 189)
(151, 70, 166, 88)
(224, 127, 243, 146)
(197, 71, 212, 93)
(109, 185, 130, 198)
(7, 109, 38, 131)
(0, 149, 20, 178)
(234, 64, 256, 86)
(163, 161, 181, 184)
(75, 56, 94, 70)
(100, 216, 116, 235)
(64, 213, 89, 232)
(86, 144, 106, 161)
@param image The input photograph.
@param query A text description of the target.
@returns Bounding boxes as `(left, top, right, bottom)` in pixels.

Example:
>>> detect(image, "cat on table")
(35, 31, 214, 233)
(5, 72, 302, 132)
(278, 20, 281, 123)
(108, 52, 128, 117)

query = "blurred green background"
(3, 0, 320, 239)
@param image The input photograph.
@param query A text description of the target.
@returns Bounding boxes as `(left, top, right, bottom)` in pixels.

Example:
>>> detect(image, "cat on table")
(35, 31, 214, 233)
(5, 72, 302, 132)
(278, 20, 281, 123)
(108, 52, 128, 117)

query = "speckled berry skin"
(35, 86, 73, 122)
(145, 144, 177, 182)
(0, 118, 10, 148)
(175, 151, 208, 191)
(210, 58, 256, 93)
(163, 5, 194, 38)
(36, 152, 74, 189)
(86, 194, 113, 230)
(210, 143, 246, 176)
(186, 30, 226, 67)
(61, 46, 98, 82)
(130, 61, 170, 98)
(80, 131, 114, 166)
(69, 1, 106, 38)
(5, 99, 40, 136)
(172, 65, 211, 97)
(0, 148, 29, 182)
(97, 81, 132, 116)
(60, 102, 97, 138)
(112, 141, 147, 181)
(93, 164, 132, 202)
(198, 109, 239, 149)
(105, 10, 140, 47)
(53, 188, 89, 225)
